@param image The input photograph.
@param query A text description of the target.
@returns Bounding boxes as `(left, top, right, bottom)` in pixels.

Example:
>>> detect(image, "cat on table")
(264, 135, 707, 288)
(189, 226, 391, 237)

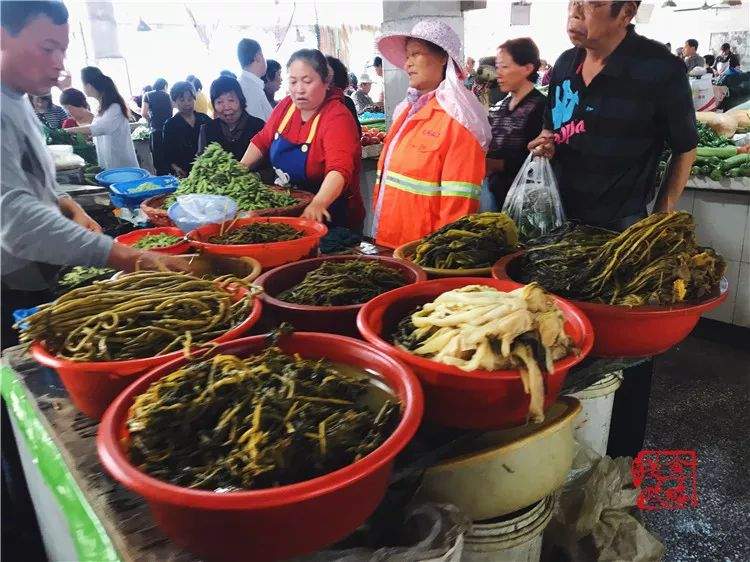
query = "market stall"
(2, 121, 731, 561)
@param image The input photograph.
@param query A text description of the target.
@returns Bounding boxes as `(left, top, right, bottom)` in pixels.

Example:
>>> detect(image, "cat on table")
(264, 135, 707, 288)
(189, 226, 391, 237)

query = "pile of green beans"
(165, 143, 298, 211)
(18, 272, 257, 361)
(132, 233, 183, 250)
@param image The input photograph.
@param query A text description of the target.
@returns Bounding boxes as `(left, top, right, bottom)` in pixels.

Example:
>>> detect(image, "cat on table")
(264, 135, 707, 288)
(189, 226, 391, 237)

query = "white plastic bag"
(501, 154, 565, 241)
(168, 194, 237, 233)
(690, 75, 717, 112)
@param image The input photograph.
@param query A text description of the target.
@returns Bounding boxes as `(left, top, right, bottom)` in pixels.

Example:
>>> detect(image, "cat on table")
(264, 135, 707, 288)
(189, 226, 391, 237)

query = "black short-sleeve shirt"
(544, 29, 698, 228)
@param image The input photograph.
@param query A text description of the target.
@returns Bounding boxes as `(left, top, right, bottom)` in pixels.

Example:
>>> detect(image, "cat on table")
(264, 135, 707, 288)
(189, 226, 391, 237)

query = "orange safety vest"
(372, 96, 486, 249)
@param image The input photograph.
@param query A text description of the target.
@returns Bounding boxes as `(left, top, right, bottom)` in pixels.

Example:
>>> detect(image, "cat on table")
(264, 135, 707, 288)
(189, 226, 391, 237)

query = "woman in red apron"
(241, 49, 364, 230)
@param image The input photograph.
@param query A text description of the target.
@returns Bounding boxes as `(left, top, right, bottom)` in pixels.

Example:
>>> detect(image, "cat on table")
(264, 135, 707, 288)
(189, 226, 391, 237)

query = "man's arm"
(654, 149, 696, 212)
(654, 62, 699, 212)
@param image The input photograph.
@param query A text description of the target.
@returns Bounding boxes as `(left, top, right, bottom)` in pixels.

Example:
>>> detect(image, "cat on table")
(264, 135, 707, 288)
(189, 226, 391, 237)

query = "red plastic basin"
(256, 255, 427, 336)
(187, 217, 328, 269)
(31, 290, 262, 420)
(114, 227, 190, 255)
(356, 278, 593, 429)
(492, 252, 729, 358)
(97, 333, 423, 562)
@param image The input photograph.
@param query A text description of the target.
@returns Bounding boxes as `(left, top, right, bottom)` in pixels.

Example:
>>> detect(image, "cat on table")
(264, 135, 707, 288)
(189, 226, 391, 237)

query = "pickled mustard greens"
(127, 347, 399, 490)
(18, 272, 258, 361)
(413, 212, 518, 269)
(208, 222, 303, 245)
(165, 143, 298, 211)
(132, 233, 183, 249)
(518, 212, 726, 306)
(393, 283, 574, 422)
(278, 260, 407, 306)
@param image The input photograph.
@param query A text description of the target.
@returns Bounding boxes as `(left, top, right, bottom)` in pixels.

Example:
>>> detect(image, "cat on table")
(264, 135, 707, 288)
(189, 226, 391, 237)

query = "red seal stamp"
(632, 450, 698, 510)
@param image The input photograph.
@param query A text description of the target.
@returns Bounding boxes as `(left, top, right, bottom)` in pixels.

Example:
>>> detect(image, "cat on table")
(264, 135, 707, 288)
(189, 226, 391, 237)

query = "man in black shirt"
(529, 1, 698, 460)
(530, 0, 697, 231)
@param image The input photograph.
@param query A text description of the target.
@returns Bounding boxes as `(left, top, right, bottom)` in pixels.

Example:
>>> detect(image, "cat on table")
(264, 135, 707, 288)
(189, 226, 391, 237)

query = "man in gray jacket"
(1, 1, 186, 347)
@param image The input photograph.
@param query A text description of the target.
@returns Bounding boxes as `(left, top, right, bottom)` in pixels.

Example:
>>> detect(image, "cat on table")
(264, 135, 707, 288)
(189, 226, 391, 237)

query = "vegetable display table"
(0, 342, 645, 562)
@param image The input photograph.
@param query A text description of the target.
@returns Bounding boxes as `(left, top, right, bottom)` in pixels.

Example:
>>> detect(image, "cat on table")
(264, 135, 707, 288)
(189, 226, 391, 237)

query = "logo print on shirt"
(551, 79, 580, 129)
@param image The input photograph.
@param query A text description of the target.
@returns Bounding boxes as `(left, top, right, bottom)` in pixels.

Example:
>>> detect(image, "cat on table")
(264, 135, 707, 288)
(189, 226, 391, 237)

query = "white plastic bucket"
(462, 495, 554, 562)
(570, 372, 623, 456)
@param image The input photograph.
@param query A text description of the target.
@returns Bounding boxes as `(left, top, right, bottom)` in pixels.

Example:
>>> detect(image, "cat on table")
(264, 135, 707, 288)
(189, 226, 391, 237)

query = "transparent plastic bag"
(501, 154, 565, 242)
(296, 503, 469, 562)
(167, 194, 237, 233)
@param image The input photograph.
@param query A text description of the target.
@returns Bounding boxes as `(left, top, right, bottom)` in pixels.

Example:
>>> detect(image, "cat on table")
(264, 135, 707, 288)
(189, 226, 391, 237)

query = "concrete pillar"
(380, 1, 465, 125)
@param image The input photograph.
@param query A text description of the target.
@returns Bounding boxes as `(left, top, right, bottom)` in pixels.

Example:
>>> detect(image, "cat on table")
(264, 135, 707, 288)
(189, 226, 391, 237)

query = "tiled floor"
(643, 322, 750, 562)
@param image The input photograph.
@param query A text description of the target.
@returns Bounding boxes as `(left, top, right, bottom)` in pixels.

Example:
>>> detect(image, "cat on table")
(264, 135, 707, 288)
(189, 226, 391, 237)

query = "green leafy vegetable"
(278, 260, 407, 306)
(127, 347, 399, 491)
(208, 222, 303, 245)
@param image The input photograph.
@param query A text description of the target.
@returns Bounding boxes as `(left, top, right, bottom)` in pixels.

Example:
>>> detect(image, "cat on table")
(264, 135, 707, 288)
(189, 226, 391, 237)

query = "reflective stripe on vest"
(381, 170, 481, 199)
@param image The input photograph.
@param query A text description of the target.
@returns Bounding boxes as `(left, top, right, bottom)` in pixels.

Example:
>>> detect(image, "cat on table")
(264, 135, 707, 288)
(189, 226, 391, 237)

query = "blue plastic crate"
(13, 306, 39, 330)
(109, 175, 179, 208)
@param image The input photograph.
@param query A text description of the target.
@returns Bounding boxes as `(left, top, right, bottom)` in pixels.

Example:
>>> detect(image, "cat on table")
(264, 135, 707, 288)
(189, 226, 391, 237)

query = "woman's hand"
(59, 197, 103, 233)
(302, 200, 331, 223)
(107, 243, 192, 273)
(528, 130, 555, 159)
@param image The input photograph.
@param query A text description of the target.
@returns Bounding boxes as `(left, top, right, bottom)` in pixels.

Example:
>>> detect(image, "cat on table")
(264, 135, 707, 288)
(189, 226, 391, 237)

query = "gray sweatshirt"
(1, 85, 113, 291)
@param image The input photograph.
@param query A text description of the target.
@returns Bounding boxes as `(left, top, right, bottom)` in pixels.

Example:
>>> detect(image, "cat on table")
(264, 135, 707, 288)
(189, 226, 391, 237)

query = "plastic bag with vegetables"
(502, 154, 565, 242)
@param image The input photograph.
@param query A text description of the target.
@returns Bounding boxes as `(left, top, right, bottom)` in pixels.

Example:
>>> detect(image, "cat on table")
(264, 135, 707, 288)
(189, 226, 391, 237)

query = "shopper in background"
(464, 56, 477, 89)
(131, 84, 151, 119)
(29, 94, 67, 129)
(326, 56, 360, 136)
(240, 49, 364, 229)
(219, 69, 237, 79)
(537, 59, 551, 85)
(369, 55, 385, 109)
(714, 43, 741, 77)
(141, 78, 172, 174)
(163, 81, 211, 178)
(529, 0, 697, 460)
(472, 56, 504, 108)
(59, 87, 92, 128)
(187, 74, 212, 117)
(703, 55, 717, 78)
(237, 38, 272, 121)
(201, 75, 264, 161)
(346, 72, 358, 95)
(66, 66, 138, 170)
(1, 1, 187, 349)
(372, 20, 491, 249)
(486, 38, 546, 208)
(683, 38, 705, 73)
(352, 73, 376, 115)
(262, 59, 282, 108)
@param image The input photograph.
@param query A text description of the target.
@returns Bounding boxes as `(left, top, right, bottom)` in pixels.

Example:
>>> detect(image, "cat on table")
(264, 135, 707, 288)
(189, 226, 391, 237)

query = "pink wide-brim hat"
(377, 20, 465, 80)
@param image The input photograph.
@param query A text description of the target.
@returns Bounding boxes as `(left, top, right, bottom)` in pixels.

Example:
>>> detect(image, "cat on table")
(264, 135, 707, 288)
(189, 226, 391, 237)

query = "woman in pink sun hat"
(372, 20, 491, 249)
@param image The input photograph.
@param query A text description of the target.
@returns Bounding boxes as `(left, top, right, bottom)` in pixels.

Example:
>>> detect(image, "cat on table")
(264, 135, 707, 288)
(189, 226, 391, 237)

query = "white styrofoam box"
(732, 262, 750, 328)
(704, 259, 740, 324)
(675, 190, 695, 214)
(742, 204, 750, 265)
(692, 191, 749, 263)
